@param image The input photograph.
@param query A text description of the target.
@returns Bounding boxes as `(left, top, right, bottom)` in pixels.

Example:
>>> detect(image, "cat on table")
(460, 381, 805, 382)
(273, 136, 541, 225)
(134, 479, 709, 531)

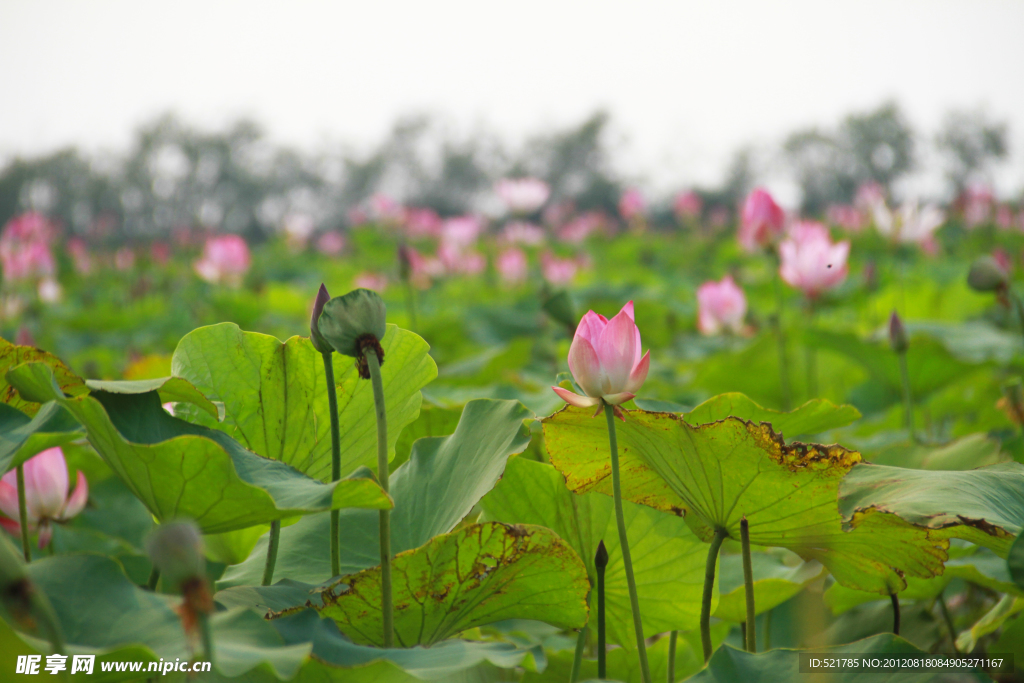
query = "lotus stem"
(16, 465, 30, 561)
(741, 518, 756, 653)
(322, 351, 342, 578)
(365, 348, 394, 648)
(897, 351, 915, 440)
(147, 567, 160, 591)
(198, 611, 214, 665)
(604, 403, 652, 683)
(763, 609, 772, 651)
(667, 630, 678, 683)
(804, 298, 818, 399)
(569, 625, 587, 683)
(772, 263, 792, 410)
(596, 543, 607, 679)
(890, 592, 900, 635)
(938, 590, 958, 653)
(700, 527, 728, 663)
(1011, 292, 1024, 349)
(262, 520, 281, 586)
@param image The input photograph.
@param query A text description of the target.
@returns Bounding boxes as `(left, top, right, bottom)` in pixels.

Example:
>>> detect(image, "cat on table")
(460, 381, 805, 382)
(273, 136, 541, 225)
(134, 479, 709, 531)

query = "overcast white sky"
(2, 0, 1023, 201)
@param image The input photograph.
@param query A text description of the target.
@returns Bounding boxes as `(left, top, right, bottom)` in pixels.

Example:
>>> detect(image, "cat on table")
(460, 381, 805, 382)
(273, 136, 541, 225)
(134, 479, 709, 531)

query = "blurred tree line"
(0, 102, 1012, 239)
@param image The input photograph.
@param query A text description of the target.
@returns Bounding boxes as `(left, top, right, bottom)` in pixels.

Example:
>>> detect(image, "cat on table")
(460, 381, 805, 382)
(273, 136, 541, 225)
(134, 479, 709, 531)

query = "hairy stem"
(605, 403, 651, 683)
(262, 520, 281, 586)
(322, 351, 342, 578)
(16, 465, 30, 561)
(701, 528, 728, 663)
(366, 349, 393, 648)
(597, 557, 606, 678)
(741, 518, 756, 653)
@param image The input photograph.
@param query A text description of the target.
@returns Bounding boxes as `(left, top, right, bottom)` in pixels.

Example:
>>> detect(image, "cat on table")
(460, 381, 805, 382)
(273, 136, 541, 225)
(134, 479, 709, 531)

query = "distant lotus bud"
(310, 283, 333, 353)
(145, 520, 206, 590)
(967, 256, 1009, 292)
(595, 540, 609, 569)
(888, 311, 908, 354)
(397, 242, 413, 282)
(318, 289, 387, 376)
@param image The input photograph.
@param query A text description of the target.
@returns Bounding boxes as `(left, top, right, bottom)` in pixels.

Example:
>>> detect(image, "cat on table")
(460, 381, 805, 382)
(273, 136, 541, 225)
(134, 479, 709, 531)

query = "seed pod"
(318, 289, 388, 358)
(967, 256, 1009, 293)
(145, 520, 206, 590)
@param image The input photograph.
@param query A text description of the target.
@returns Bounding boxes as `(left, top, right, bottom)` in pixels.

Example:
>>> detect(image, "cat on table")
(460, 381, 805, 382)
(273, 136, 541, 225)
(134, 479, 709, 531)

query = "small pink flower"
(403, 208, 443, 238)
(855, 182, 886, 210)
(368, 194, 405, 224)
(194, 234, 251, 286)
(618, 189, 646, 221)
(896, 202, 946, 245)
(696, 276, 747, 335)
(316, 231, 346, 256)
(826, 204, 865, 232)
(437, 244, 485, 275)
(551, 301, 650, 415)
(66, 238, 93, 275)
(962, 184, 994, 228)
(541, 252, 578, 285)
(673, 191, 702, 221)
(996, 206, 1015, 231)
(496, 248, 528, 283)
(778, 221, 850, 298)
(114, 247, 135, 271)
(441, 216, 483, 250)
(992, 248, 1013, 276)
(353, 272, 388, 291)
(496, 178, 550, 214)
(150, 241, 171, 264)
(0, 447, 88, 548)
(558, 212, 604, 243)
(739, 188, 785, 252)
(501, 221, 546, 246)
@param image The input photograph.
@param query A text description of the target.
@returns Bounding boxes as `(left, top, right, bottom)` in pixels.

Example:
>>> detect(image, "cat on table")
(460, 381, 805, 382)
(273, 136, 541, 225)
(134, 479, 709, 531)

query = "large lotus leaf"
(171, 322, 437, 480)
(0, 401, 83, 475)
(6, 362, 391, 534)
(683, 393, 860, 436)
(7, 554, 312, 680)
(84, 376, 220, 419)
(715, 549, 823, 622)
(685, 633, 990, 683)
(304, 522, 589, 647)
(479, 455, 707, 649)
(0, 338, 87, 414)
(957, 595, 1024, 653)
(840, 462, 1024, 557)
(865, 433, 1006, 470)
(544, 407, 947, 594)
(219, 399, 532, 585)
(1011, 534, 1024, 590)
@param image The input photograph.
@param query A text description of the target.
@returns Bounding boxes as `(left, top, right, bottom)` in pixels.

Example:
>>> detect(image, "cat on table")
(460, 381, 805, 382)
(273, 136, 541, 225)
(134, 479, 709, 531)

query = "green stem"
(937, 591, 958, 653)
(597, 557, 606, 679)
(805, 298, 818, 399)
(262, 520, 281, 586)
(16, 465, 30, 561)
(605, 403, 652, 683)
(898, 351, 914, 439)
(740, 518, 756, 653)
(772, 263, 792, 410)
(700, 528, 728, 663)
(890, 592, 900, 635)
(322, 352, 342, 579)
(667, 631, 678, 683)
(569, 625, 588, 683)
(147, 567, 160, 591)
(1011, 292, 1024, 350)
(763, 609, 772, 651)
(198, 611, 214, 664)
(365, 349, 393, 649)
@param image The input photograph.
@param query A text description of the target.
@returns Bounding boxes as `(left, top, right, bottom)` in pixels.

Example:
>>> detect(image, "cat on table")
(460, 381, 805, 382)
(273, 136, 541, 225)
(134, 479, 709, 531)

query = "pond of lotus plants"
(1, 184, 1023, 682)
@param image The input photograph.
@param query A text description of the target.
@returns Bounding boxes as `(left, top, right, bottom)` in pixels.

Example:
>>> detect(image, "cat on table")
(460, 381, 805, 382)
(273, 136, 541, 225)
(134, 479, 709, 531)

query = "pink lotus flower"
(114, 247, 136, 271)
(2, 212, 57, 243)
(779, 221, 850, 298)
(552, 301, 650, 415)
(855, 182, 886, 210)
(66, 238, 93, 275)
(438, 244, 485, 275)
(673, 191, 702, 221)
(996, 206, 1015, 231)
(368, 194, 405, 224)
(441, 216, 483, 250)
(739, 188, 786, 252)
(354, 272, 388, 291)
(826, 204, 865, 232)
(618, 189, 646, 221)
(541, 252, 578, 285)
(316, 231, 346, 256)
(283, 213, 315, 247)
(501, 221, 546, 246)
(496, 178, 550, 214)
(150, 241, 172, 264)
(696, 276, 747, 335)
(194, 234, 251, 286)
(962, 184, 994, 228)
(0, 240, 55, 282)
(403, 208, 443, 238)
(0, 447, 88, 547)
(496, 248, 528, 283)
(558, 212, 604, 243)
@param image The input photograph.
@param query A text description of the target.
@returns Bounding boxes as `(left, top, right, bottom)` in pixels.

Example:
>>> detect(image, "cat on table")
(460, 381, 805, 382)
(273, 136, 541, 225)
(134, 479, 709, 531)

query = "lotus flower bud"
(967, 255, 1009, 292)
(595, 540, 609, 569)
(319, 289, 388, 378)
(309, 283, 333, 354)
(888, 311, 908, 354)
(397, 243, 413, 282)
(145, 520, 206, 590)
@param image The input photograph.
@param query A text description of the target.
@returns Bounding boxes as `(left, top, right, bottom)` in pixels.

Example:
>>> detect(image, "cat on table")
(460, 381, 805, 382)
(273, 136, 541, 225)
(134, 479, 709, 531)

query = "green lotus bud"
(967, 256, 1009, 292)
(318, 288, 387, 361)
(594, 539, 609, 569)
(888, 311, 908, 354)
(145, 520, 206, 590)
(309, 283, 333, 354)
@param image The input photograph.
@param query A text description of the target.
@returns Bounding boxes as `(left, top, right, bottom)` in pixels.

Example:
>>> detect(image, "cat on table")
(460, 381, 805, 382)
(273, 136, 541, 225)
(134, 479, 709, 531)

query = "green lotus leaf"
(0, 338, 87, 414)
(480, 455, 708, 648)
(219, 399, 532, 585)
(544, 406, 947, 594)
(300, 522, 589, 647)
(0, 401, 83, 475)
(84, 376, 220, 419)
(956, 594, 1024, 653)
(1010, 534, 1024, 590)
(839, 462, 1024, 557)
(683, 392, 861, 436)
(171, 322, 436, 481)
(715, 549, 824, 622)
(5, 362, 391, 534)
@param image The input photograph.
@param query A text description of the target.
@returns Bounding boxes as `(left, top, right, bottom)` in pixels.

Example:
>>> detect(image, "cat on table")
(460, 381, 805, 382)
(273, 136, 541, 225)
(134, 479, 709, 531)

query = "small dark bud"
(888, 311, 908, 354)
(397, 242, 412, 282)
(595, 540, 609, 569)
(310, 283, 333, 354)
(145, 520, 206, 591)
(967, 256, 1009, 293)
(318, 288, 388, 359)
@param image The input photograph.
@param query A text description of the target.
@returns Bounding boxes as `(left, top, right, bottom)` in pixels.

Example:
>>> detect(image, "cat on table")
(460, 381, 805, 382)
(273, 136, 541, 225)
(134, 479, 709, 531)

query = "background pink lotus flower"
(437, 244, 485, 275)
(996, 206, 1015, 231)
(194, 234, 251, 286)
(353, 271, 388, 291)
(496, 247, 528, 283)
(501, 221, 546, 246)
(618, 188, 645, 221)
(827, 204, 865, 232)
(441, 216, 483, 250)
(496, 178, 550, 214)
(739, 187, 785, 252)
(0, 447, 88, 547)
(541, 252, 578, 284)
(316, 231, 346, 256)
(673, 190, 702, 221)
(696, 275, 747, 335)
(552, 301, 650, 413)
(779, 221, 850, 297)
(403, 208, 443, 238)
(368, 193, 406, 224)
(0, 240, 56, 282)
(895, 201, 946, 246)
(558, 212, 604, 243)
(962, 184, 994, 228)
(855, 182, 886, 210)
(283, 213, 316, 248)
(66, 238, 93, 275)
(114, 247, 136, 271)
